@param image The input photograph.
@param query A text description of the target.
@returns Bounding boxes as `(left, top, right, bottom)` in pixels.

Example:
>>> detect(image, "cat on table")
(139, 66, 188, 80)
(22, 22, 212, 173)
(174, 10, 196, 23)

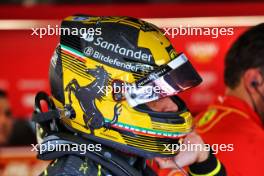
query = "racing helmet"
(47, 15, 202, 158)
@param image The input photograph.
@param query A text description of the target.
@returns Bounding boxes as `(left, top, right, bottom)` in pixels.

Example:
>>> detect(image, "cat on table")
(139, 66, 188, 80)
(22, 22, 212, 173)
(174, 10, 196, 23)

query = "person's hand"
(155, 132, 209, 169)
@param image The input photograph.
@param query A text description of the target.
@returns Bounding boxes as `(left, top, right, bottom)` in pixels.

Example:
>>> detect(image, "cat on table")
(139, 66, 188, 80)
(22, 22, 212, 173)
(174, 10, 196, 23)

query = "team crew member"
(195, 23, 264, 175)
(32, 15, 226, 176)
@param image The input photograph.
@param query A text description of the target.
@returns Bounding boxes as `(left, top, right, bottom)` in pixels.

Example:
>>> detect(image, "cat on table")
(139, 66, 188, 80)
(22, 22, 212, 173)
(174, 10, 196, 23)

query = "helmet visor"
(125, 53, 202, 107)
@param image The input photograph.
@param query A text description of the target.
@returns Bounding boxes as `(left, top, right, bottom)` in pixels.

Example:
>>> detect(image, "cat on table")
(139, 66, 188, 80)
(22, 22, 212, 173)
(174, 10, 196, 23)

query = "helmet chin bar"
(32, 92, 187, 158)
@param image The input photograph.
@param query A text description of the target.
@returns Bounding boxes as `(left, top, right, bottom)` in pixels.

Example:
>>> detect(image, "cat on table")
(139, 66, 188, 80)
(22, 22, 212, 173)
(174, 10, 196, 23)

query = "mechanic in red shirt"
(195, 23, 264, 175)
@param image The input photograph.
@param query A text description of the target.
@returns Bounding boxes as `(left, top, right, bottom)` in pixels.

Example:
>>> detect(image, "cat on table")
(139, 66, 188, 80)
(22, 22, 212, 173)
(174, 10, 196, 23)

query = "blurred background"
(0, 0, 263, 175)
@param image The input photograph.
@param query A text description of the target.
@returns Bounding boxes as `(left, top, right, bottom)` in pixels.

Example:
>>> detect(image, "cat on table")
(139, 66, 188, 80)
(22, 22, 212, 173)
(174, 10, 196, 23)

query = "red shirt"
(195, 95, 264, 176)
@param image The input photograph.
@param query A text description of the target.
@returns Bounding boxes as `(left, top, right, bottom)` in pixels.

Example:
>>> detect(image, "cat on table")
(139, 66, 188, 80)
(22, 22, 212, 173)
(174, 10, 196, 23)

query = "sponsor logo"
(83, 46, 154, 72)
(83, 47, 94, 57)
(81, 33, 95, 42)
(197, 109, 217, 127)
(86, 36, 152, 63)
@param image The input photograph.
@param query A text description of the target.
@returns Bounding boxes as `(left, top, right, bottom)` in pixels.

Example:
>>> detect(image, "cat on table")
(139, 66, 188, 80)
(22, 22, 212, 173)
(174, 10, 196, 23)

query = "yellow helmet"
(48, 15, 202, 158)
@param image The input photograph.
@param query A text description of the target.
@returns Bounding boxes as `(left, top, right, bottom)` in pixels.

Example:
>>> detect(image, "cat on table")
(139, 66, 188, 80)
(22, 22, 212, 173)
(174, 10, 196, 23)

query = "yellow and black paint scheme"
(49, 15, 194, 158)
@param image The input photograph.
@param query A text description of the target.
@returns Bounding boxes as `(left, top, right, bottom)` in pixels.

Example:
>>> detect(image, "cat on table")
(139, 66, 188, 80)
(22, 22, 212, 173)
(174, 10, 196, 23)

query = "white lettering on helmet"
(93, 37, 152, 63)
